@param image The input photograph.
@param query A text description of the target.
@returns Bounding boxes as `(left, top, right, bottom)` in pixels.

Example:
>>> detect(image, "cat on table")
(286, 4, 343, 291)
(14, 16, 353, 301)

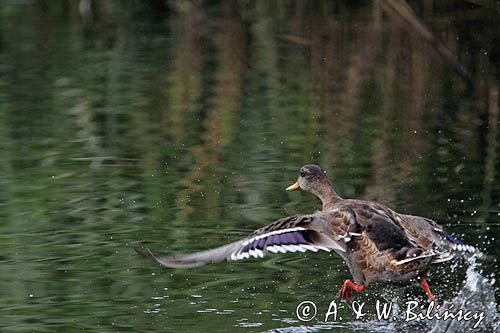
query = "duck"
(142, 164, 492, 301)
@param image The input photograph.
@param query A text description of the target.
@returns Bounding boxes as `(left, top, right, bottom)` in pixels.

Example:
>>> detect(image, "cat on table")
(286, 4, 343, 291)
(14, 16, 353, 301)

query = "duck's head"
(286, 164, 329, 192)
(286, 164, 341, 208)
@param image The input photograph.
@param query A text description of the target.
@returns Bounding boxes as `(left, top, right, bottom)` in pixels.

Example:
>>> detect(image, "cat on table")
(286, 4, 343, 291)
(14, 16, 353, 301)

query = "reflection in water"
(0, 1, 498, 332)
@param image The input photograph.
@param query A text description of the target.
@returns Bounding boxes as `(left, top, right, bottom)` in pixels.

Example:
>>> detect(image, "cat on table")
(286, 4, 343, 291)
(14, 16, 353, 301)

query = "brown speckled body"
(313, 199, 436, 286)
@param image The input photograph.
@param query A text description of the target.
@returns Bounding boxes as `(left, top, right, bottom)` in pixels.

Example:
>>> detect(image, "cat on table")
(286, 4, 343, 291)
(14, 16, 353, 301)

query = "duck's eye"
(299, 171, 306, 177)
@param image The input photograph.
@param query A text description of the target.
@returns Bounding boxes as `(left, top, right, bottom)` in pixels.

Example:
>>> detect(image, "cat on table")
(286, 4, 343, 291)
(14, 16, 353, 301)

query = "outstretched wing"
(142, 213, 350, 268)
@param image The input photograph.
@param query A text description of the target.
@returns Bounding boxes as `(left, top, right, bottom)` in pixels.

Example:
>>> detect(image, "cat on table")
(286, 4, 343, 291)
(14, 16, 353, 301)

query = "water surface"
(0, 1, 498, 332)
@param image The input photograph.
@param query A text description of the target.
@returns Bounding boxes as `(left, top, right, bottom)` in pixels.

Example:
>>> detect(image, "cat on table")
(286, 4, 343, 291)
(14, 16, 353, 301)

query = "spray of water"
(427, 258, 499, 332)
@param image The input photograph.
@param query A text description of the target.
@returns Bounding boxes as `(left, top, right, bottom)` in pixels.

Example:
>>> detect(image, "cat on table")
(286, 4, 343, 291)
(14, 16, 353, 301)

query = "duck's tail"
(432, 229, 495, 263)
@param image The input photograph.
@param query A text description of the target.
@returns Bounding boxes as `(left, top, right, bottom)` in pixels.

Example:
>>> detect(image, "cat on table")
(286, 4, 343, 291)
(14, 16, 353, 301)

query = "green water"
(0, 1, 498, 332)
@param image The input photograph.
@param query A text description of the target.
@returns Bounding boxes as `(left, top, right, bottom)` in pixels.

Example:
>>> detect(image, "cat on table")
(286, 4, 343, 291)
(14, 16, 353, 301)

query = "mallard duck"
(143, 164, 492, 301)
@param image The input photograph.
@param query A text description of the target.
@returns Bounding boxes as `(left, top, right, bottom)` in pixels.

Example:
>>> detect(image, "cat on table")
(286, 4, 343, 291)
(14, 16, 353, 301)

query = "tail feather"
(433, 229, 464, 245)
(433, 229, 495, 262)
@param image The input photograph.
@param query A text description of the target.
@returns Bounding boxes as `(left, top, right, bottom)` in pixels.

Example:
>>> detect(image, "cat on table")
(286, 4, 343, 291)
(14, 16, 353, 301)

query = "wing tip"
(152, 255, 210, 268)
(134, 246, 209, 268)
(134, 246, 154, 258)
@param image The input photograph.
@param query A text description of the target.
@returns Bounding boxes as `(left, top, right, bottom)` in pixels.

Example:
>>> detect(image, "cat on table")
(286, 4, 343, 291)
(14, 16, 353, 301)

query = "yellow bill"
(286, 181, 300, 191)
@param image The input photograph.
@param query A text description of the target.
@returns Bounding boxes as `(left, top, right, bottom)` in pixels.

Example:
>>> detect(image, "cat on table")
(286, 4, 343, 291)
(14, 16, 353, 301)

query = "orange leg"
(420, 276, 435, 302)
(339, 279, 365, 301)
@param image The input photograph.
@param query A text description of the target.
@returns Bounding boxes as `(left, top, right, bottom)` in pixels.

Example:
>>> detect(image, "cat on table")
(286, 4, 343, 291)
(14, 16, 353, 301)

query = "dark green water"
(0, 1, 499, 332)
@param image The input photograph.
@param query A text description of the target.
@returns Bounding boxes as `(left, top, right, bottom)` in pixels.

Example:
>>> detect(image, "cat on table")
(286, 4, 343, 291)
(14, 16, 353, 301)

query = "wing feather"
(140, 213, 350, 268)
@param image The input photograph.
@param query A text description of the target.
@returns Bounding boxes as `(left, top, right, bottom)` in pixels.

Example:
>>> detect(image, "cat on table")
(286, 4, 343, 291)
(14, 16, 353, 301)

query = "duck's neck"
(313, 182, 342, 210)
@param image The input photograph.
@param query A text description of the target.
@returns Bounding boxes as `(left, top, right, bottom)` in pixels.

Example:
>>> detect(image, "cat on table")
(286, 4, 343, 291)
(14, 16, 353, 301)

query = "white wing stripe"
(292, 245, 307, 253)
(241, 227, 308, 246)
(301, 245, 319, 252)
(267, 246, 279, 253)
(282, 245, 296, 253)
(229, 229, 340, 261)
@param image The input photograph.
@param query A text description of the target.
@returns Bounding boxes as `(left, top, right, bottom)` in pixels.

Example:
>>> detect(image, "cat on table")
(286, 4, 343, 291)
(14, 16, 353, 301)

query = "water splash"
(427, 259, 499, 332)
(269, 257, 498, 333)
